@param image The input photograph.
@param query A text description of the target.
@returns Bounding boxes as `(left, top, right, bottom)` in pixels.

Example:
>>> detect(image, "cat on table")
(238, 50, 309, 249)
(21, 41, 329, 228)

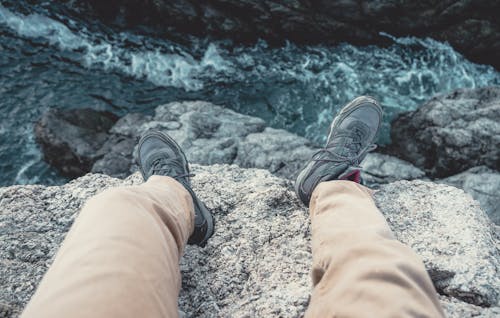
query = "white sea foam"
(0, 5, 232, 90)
(2, 4, 498, 104)
(1, 4, 500, 185)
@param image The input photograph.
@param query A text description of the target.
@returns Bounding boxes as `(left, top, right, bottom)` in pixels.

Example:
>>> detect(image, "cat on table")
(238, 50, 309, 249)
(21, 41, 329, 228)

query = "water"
(1, 2, 499, 186)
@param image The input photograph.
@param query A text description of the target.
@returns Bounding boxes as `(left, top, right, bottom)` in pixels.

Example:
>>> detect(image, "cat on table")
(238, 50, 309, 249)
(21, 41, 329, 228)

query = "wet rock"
(1, 166, 498, 316)
(440, 166, 500, 225)
(75, 0, 500, 69)
(34, 108, 118, 178)
(390, 87, 500, 178)
(375, 180, 500, 307)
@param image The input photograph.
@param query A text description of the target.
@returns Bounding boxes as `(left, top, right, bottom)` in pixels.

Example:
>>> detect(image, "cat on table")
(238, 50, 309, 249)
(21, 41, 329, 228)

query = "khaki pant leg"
(305, 180, 444, 318)
(22, 176, 194, 318)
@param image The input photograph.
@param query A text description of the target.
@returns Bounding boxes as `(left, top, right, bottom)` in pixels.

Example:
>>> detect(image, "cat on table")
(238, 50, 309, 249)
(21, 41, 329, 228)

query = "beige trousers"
(22, 177, 444, 318)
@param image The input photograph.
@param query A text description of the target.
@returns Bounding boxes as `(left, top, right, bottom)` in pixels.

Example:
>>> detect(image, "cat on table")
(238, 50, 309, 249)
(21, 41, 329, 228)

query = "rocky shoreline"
(0, 87, 498, 317)
(34, 87, 500, 224)
(63, 0, 500, 70)
(0, 2, 498, 316)
(0, 166, 498, 317)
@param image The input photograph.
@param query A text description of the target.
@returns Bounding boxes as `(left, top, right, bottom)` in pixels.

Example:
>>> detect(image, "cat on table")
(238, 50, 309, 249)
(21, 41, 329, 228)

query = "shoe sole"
(138, 131, 214, 246)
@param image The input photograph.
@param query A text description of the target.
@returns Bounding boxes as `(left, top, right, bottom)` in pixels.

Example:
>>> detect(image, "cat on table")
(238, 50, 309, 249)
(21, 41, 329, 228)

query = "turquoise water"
(1, 3, 499, 185)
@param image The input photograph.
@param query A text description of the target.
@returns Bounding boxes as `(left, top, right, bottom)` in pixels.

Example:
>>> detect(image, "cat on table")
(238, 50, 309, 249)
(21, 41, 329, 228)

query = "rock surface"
(374, 180, 499, 307)
(440, 296, 500, 318)
(360, 152, 426, 188)
(72, 0, 500, 69)
(440, 166, 500, 225)
(1, 165, 499, 317)
(37, 101, 425, 187)
(390, 86, 500, 178)
(34, 108, 118, 178)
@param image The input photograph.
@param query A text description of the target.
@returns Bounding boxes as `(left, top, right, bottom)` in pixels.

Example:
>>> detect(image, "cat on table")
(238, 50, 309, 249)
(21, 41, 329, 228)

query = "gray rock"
(38, 101, 423, 184)
(91, 113, 152, 177)
(440, 296, 500, 318)
(375, 180, 499, 307)
(1, 166, 499, 316)
(109, 113, 152, 136)
(179, 165, 311, 317)
(390, 86, 500, 177)
(361, 152, 426, 187)
(73, 0, 500, 69)
(34, 108, 118, 178)
(440, 166, 500, 225)
(92, 135, 137, 179)
(91, 101, 426, 184)
(143, 101, 267, 165)
(235, 127, 317, 179)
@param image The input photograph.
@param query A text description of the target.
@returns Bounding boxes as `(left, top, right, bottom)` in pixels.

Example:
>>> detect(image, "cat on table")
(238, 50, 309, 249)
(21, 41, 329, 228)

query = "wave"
(1, 4, 500, 185)
(0, 5, 232, 90)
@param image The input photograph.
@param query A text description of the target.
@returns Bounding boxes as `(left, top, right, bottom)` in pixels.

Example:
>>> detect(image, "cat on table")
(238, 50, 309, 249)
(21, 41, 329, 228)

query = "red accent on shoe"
(340, 169, 361, 183)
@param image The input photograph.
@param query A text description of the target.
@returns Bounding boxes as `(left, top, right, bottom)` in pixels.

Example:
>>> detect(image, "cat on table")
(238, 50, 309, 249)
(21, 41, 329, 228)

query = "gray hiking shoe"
(138, 130, 214, 247)
(295, 96, 383, 206)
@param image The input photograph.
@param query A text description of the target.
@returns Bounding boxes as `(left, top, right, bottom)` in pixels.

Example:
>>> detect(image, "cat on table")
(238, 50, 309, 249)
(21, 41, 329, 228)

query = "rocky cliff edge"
(0, 165, 498, 317)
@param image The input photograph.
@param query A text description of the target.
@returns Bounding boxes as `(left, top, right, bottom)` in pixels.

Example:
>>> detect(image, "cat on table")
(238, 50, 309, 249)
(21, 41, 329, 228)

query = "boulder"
(37, 101, 425, 183)
(234, 127, 317, 179)
(374, 180, 499, 307)
(91, 101, 268, 177)
(440, 296, 500, 317)
(360, 152, 426, 187)
(390, 87, 500, 178)
(1, 165, 499, 317)
(35, 101, 498, 226)
(73, 0, 500, 69)
(92, 101, 427, 184)
(440, 166, 500, 225)
(34, 108, 118, 178)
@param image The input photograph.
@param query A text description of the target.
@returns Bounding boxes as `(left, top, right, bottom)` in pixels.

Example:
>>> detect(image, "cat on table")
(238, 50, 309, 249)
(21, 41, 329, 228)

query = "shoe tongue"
(145, 151, 185, 177)
(327, 121, 370, 157)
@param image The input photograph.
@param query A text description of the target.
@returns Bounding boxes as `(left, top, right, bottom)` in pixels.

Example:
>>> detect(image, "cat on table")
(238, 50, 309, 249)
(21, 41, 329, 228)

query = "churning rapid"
(1, 3, 500, 186)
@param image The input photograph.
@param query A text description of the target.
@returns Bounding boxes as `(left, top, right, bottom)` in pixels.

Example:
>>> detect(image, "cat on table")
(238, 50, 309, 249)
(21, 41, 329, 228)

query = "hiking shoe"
(138, 130, 214, 246)
(295, 96, 383, 206)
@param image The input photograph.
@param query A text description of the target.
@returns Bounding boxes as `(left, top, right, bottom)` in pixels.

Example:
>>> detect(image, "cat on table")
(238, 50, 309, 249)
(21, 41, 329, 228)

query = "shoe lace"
(149, 158, 194, 181)
(312, 129, 377, 168)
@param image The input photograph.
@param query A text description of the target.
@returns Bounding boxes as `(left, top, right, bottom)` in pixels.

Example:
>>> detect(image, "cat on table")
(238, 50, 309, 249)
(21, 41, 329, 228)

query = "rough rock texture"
(73, 0, 500, 69)
(440, 296, 500, 318)
(119, 102, 317, 181)
(360, 152, 425, 187)
(34, 108, 118, 178)
(391, 86, 500, 178)
(1, 165, 499, 317)
(36, 101, 425, 187)
(375, 180, 499, 307)
(440, 166, 500, 225)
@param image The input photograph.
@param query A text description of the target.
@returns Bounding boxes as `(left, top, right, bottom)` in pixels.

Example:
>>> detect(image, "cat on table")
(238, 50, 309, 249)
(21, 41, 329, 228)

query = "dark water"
(1, 2, 500, 186)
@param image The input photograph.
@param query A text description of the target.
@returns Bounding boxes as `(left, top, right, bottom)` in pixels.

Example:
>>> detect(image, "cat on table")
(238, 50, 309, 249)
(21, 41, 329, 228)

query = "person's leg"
(295, 96, 444, 317)
(22, 176, 193, 318)
(23, 130, 214, 318)
(305, 180, 444, 317)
